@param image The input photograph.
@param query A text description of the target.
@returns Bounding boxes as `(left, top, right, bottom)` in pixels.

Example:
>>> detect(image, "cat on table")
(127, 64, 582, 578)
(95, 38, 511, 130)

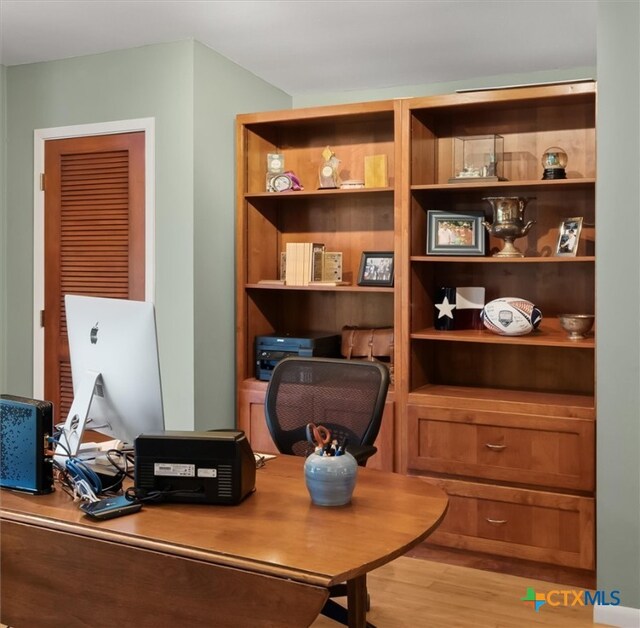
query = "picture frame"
(357, 251, 394, 287)
(555, 217, 583, 257)
(426, 210, 486, 256)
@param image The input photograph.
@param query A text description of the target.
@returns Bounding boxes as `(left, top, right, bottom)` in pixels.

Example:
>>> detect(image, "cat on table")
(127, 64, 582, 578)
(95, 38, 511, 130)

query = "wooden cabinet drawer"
(408, 405, 594, 491)
(423, 477, 595, 569)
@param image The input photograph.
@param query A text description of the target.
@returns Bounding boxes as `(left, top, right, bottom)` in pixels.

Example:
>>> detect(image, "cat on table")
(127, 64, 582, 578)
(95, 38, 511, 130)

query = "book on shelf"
(285, 242, 325, 286)
(285, 242, 302, 286)
(257, 279, 286, 285)
(312, 244, 325, 282)
(364, 155, 388, 188)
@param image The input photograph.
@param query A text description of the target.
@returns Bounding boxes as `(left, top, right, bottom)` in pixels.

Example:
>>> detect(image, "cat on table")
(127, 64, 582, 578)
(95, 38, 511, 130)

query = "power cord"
(48, 435, 126, 504)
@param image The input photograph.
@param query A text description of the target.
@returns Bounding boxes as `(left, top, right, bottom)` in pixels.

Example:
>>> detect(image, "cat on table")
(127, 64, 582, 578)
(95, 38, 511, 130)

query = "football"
(481, 297, 542, 336)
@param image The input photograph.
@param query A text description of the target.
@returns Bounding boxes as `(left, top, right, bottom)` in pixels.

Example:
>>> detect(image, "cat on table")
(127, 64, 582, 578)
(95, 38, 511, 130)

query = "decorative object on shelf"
(482, 196, 535, 258)
(434, 287, 456, 331)
(340, 179, 365, 189)
(426, 210, 486, 256)
(541, 146, 568, 179)
(267, 153, 284, 172)
(555, 217, 583, 257)
(265, 152, 284, 191)
(364, 155, 388, 188)
(558, 314, 595, 340)
(449, 134, 507, 183)
(318, 146, 341, 189)
(304, 447, 358, 507)
(434, 287, 486, 331)
(316, 251, 343, 283)
(357, 251, 394, 287)
(267, 171, 304, 192)
(481, 297, 543, 336)
(458, 287, 486, 330)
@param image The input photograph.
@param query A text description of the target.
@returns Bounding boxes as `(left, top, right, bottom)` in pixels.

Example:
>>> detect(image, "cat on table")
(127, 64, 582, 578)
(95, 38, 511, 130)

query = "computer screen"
(54, 295, 164, 461)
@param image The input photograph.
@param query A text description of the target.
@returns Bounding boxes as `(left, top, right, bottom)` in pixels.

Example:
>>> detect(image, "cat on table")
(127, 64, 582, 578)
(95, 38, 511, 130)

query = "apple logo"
(90, 322, 99, 344)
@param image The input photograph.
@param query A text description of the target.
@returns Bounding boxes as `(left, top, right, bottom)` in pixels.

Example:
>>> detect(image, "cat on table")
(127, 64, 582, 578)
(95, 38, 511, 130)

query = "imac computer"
(54, 295, 164, 464)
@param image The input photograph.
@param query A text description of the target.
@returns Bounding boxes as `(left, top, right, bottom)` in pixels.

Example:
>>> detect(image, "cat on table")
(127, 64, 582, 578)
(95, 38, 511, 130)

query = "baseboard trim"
(594, 604, 640, 627)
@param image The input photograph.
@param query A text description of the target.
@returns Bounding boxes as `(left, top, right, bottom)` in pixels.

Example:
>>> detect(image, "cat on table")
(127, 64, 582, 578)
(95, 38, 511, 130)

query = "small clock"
(267, 171, 303, 192)
(269, 174, 294, 192)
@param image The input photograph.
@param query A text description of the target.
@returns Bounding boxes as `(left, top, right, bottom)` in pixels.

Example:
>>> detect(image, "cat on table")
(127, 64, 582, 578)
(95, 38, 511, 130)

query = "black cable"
(125, 485, 205, 504)
(105, 449, 134, 479)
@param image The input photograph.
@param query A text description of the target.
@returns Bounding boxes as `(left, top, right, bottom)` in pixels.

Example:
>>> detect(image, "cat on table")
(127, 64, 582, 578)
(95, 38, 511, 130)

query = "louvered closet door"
(44, 132, 146, 424)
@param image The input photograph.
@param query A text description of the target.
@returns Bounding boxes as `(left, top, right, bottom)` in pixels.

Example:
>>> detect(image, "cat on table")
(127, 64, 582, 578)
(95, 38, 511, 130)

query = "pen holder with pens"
(304, 451, 358, 507)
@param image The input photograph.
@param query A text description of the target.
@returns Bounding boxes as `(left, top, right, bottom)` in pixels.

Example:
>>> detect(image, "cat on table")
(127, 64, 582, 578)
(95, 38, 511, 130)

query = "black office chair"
(264, 356, 390, 627)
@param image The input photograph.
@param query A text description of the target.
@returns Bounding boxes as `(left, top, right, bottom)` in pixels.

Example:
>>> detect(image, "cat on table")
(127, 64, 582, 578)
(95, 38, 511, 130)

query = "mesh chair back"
(265, 357, 390, 458)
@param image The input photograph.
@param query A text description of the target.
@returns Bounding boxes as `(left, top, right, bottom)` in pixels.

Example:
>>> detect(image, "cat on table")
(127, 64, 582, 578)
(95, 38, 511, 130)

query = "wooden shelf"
(239, 100, 395, 125)
(245, 187, 393, 200)
(410, 256, 595, 264)
(411, 178, 595, 192)
(411, 320, 595, 348)
(408, 384, 595, 419)
(246, 283, 394, 293)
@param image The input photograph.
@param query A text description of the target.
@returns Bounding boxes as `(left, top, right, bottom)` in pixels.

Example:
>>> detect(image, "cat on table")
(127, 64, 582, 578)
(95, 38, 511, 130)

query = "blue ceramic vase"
(304, 451, 358, 506)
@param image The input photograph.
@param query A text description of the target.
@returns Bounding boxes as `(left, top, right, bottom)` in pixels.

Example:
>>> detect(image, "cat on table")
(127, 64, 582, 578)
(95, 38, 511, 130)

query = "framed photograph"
(357, 251, 394, 287)
(555, 217, 583, 257)
(426, 210, 486, 256)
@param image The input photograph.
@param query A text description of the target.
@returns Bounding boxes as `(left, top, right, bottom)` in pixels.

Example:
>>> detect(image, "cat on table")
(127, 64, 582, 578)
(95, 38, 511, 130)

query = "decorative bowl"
(558, 314, 595, 340)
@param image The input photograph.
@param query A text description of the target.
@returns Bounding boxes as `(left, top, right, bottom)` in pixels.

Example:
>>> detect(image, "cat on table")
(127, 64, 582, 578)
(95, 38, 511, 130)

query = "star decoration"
(435, 295, 456, 319)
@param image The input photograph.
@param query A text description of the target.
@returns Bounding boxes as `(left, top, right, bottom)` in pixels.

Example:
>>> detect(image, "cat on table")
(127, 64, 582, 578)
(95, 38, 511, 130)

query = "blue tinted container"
(304, 451, 358, 506)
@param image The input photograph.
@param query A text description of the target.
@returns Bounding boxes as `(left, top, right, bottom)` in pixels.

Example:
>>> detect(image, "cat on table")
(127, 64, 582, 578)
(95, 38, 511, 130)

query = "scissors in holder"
(306, 423, 331, 450)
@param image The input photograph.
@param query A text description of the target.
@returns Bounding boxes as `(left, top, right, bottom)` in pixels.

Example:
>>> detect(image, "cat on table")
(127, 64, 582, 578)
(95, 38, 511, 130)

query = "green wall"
(292, 66, 596, 108)
(596, 0, 640, 609)
(192, 42, 289, 430)
(5, 41, 196, 428)
(2, 39, 288, 432)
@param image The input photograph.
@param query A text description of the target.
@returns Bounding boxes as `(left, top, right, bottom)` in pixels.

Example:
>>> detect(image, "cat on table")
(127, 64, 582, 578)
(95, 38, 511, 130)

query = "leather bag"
(341, 326, 394, 382)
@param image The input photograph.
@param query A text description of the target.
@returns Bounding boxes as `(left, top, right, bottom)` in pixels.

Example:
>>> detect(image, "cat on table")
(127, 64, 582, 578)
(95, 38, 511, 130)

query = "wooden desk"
(1, 455, 447, 627)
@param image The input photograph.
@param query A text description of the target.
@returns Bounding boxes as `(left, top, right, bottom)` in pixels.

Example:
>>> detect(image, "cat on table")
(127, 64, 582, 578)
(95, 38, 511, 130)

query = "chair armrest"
(345, 444, 378, 467)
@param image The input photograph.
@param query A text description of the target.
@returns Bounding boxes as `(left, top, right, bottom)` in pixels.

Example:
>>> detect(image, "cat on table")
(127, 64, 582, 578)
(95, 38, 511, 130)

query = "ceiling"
(0, 0, 597, 96)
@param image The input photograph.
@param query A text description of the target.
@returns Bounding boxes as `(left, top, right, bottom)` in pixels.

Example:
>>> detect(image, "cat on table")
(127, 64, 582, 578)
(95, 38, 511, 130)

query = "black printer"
(255, 332, 341, 380)
(134, 430, 256, 505)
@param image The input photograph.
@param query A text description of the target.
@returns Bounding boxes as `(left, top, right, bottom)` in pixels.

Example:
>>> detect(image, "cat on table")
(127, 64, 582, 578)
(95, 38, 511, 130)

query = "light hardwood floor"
(312, 556, 612, 628)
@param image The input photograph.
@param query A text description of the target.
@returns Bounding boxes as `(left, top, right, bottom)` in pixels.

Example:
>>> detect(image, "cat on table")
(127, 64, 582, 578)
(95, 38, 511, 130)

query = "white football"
(481, 298, 543, 336)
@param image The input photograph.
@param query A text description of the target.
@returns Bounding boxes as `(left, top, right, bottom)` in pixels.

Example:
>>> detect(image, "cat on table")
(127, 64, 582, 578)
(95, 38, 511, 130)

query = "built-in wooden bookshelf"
(235, 101, 401, 472)
(400, 82, 596, 570)
(236, 82, 596, 571)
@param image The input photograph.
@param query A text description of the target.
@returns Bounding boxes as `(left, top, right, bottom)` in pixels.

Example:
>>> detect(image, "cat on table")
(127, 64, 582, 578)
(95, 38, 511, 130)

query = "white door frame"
(33, 118, 155, 398)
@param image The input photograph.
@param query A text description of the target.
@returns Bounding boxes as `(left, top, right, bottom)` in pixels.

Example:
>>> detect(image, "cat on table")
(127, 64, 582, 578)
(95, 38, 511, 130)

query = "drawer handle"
(485, 443, 506, 451)
(486, 518, 508, 525)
